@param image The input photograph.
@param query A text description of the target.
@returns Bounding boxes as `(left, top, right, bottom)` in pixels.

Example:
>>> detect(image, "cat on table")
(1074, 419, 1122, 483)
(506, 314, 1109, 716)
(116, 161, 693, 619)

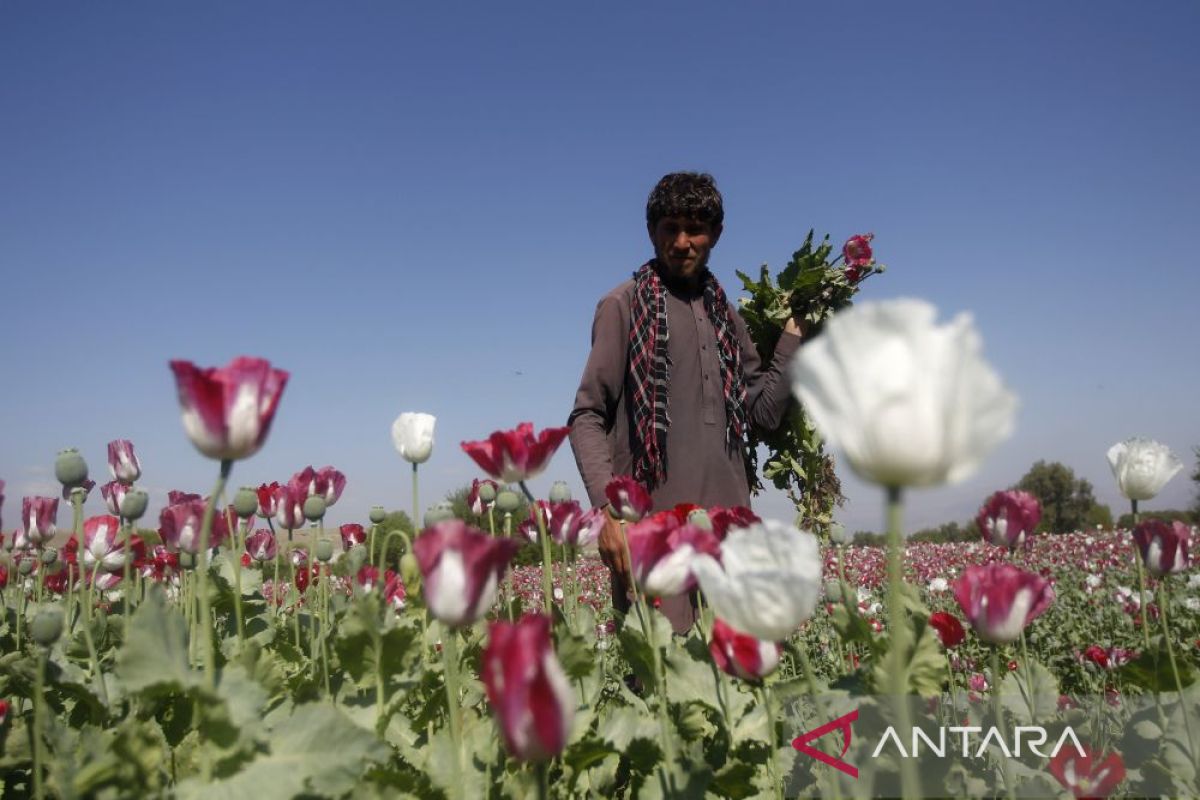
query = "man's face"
(649, 216, 722, 283)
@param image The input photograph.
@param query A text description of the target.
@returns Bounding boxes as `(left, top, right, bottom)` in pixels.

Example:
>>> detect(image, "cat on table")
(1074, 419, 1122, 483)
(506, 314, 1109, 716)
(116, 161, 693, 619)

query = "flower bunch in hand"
(736, 230, 887, 531)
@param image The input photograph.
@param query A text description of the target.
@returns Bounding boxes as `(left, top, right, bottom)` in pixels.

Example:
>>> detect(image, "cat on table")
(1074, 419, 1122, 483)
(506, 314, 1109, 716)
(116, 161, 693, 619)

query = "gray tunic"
(567, 269, 801, 631)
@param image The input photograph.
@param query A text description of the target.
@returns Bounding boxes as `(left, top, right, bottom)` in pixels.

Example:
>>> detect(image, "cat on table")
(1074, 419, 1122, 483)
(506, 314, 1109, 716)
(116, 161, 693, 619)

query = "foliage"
(909, 520, 980, 544)
(1192, 445, 1200, 521)
(736, 231, 885, 533)
(1015, 460, 1104, 533)
(1116, 508, 1195, 528)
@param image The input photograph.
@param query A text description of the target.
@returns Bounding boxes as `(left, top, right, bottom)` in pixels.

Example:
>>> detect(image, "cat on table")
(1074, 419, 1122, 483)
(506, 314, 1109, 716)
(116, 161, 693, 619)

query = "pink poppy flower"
(245, 529, 277, 563)
(460, 422, 569, 483)
(976, 490, 1041, 549)
(412, 520, 521, 627)
(482, 613, 574, 761)
(106, 439, 141, 484)
(710, 618, 782, 681)
(627, 511, 720, 597)
(158, 498, 230, 553)
(168, 356, 289, 461)
(100, 481, 130, 517)
(1131, 519, 1190, 576)
(22, 496, 59, 545)
(604, 475, 652, 523)
(953, 563, 1055, 644)
(1048, 746, 1126, 798)
(339, 523, 367, 551)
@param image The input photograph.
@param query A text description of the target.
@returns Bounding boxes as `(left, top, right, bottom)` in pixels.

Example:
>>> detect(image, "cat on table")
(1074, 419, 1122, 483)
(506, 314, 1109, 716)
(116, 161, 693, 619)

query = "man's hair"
(645, 172, 724, 229)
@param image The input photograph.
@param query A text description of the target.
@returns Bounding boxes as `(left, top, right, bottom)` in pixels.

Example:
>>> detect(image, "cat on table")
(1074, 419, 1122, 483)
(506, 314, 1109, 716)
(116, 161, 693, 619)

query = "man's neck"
(652, 259, 707, 296)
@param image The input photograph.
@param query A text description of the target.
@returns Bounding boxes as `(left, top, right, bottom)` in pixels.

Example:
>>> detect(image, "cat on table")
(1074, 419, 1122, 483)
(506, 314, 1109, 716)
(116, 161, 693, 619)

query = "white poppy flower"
(691, 520, 822, 642)
(790, 298, 1016, 488)
(1105, 438, 1182, 501)
(391, 412, 436, 464)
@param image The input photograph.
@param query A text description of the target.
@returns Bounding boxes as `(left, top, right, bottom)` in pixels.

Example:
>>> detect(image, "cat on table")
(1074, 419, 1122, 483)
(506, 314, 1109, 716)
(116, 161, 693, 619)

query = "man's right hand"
(598, 513, 632, 587)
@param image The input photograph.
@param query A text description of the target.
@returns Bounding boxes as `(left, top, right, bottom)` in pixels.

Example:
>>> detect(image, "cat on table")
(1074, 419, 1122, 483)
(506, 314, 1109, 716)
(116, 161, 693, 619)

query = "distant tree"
(1015, 461, 1100, 534)
(1085, 504, 1114, 530)
(443, 483, 542, 566)
(851, 531, 887, 547)
(910, 521, 977, 544)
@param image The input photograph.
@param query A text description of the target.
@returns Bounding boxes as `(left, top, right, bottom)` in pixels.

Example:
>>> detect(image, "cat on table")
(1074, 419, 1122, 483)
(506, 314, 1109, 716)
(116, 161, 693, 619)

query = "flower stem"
(991, 649, 1017, 800)
(1019, 632, 1036, 721)
(196, 459, 233, 693)
(33, 647, 47, 800)
(519, 481, 556, 615)
(883, 485, 920, 800)
(229, 510, 245, 646)
(1130, 501, 1153, 656)
(756, 685, 784, 800)
(411, 463, 420, 541)
(441, 628, 465, 775)
(1157, 579, 1197, 757)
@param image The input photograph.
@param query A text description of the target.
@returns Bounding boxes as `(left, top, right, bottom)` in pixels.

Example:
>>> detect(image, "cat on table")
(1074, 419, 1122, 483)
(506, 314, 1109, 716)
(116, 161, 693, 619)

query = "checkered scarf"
(628, 261, 748, 489)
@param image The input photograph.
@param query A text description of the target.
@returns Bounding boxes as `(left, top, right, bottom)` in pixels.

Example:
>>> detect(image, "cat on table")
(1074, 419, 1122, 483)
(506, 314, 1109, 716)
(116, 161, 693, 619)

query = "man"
(568, 172, 803, 633)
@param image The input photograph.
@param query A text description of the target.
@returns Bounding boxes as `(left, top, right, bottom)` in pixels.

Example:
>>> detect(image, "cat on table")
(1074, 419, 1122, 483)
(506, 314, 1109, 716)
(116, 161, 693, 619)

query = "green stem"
(503, 513, 515, 620)
(1019, 632, 1036, 722)
(520, 482, 556, 615)
(321, 566, 331, 697)
(230, 512, 245, 645)
(442, 627, 465, 776)
(1130, 501, 1153, 655)
(196, 459, 234, 693)
(411, 463, 420, 538)
(83, 558, 110, 705)
(884, 485, 920, 800)
(33, 648, 47, 800)
(120, 518, 133, 613)
(1157, 579, 1197, 757)
(757, 685, 784, 800)
(992, 649, 1017, 800)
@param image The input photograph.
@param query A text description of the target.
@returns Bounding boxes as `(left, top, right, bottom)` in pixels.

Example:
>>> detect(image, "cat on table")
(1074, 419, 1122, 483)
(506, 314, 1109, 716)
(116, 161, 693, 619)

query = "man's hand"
(785, 315, 808, 338)
(598, 513, 632, 587)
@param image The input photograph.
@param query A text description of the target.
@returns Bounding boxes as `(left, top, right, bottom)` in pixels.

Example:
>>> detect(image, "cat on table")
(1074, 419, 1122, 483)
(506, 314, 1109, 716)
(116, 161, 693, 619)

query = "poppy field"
(1, 299, 1198, 799)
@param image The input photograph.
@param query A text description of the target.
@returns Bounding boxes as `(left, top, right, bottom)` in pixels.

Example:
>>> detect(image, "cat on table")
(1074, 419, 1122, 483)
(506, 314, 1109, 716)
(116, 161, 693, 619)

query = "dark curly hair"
(645, 172, 724, 229)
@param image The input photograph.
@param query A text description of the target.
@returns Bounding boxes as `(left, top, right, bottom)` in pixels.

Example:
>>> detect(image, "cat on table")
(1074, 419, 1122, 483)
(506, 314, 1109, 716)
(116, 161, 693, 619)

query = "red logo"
(791, 709, 859, 778)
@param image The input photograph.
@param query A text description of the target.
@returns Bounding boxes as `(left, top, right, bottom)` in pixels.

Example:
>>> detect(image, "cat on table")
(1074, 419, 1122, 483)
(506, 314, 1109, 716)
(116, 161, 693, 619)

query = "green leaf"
(616, 626, 657, 693)
(115, 586, 203, 696)
(176, 703, 390, 800)
(998, 658, 1060, 725)
(1117, 639, 1197, 691)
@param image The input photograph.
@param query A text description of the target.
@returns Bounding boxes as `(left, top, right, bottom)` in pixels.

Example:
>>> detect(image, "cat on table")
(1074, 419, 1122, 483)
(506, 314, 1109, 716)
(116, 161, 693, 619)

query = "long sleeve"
(568, 291, 630, 508)
(735, 310, 802, 434)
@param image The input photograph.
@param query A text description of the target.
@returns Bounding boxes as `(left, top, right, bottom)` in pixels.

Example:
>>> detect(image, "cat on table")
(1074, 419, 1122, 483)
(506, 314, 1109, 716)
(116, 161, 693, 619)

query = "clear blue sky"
(2, 1, 1197, 535)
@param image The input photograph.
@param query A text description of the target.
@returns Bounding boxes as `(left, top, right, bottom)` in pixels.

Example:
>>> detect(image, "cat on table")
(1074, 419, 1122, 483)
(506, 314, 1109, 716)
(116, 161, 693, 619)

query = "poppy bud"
(120, 489, 149, 521)
(496, 490, 520, 514)
(55, 448, 89, 488)
(233, 487, 259, 519)
(478, 482, 497, 503)
(315, 539, 334, 562)
(41, 548, 58, 565)
(548, 481, 572, 503)
(400, 552, 421, 593)
(369, 506, 387, 524)
(31, 607, 64, 646)
(303, 496, 326, 522)
(18, 559, 35, 575)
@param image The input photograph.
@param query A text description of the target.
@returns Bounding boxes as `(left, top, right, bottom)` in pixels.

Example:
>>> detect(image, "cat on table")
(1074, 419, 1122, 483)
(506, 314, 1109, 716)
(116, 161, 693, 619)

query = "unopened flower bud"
(178, 551, 196, 570)
(369, 506, 387, 524)
(687, 509, 712, 530)
(315, 539, 334, 562)
(31, 607, 65, 646)
(19, 559, 35, 576)
(478, 483, 497, 503)
(423, 502, 455, 527)
(41, 548, 58, 565)
(120, 489, 149, 521)
(400, 552, 421, 592)
(548, 481, 572, 503)
(303, 496, 326, 522)
(55, 448, 89, 487)
(496, 490, 520, 514)
(829, 523, 847, 545)
(233, 487, 259, 519)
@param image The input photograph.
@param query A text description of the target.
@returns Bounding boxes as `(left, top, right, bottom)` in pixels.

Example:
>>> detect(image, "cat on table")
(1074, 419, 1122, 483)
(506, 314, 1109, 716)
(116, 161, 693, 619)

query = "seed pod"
(548, 481, 572, 503)
(478, 483, 497, 503)
(233, 486, 259, 519)
(369, 506, 387, 524)
(31, 607, 65, 647)
(315, 539, 334, 562)
(302, 496, 326, 522)
(120, 489, 150, 521)
(495, 490, 520, 514)
(55, 448, 89, 487)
